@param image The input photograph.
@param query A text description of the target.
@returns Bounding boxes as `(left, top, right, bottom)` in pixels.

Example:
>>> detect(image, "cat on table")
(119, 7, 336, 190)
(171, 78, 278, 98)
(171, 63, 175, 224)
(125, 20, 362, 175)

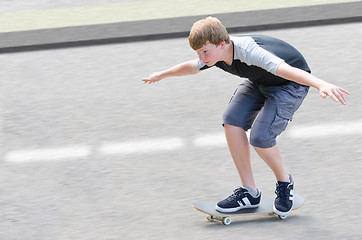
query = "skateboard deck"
(192, 194, 304, 225)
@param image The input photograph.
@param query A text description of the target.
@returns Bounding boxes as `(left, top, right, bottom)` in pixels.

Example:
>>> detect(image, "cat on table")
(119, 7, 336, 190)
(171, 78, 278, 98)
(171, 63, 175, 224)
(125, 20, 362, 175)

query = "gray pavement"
(1, 1, 362, 51)
(1, 22, 362, 239)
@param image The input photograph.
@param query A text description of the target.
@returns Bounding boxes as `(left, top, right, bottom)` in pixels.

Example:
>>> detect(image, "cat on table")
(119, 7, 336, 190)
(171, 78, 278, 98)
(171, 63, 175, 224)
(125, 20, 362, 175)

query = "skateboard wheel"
(222, 217, 231, 225)
(278, 214, 287, 220)
(207, 215, 216, 222)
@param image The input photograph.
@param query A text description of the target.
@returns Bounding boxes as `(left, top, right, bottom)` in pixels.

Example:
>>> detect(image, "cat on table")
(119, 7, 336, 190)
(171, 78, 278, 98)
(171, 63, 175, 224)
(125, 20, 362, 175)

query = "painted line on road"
(192, 133, 226, 147)
(99, 137, 185, 155)
(287, 121, 362, 139)
(4, 145, 91, 163)
(193, 131, 253, 147)
(3, 121, 361, 163)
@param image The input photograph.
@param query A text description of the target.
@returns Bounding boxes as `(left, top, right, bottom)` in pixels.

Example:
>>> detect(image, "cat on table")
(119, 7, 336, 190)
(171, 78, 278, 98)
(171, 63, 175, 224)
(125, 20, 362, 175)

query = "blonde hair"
(188, 16, 230, 50)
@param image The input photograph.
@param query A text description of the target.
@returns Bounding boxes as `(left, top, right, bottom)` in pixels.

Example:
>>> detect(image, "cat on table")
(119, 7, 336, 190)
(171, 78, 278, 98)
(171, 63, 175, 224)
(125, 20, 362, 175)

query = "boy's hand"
(142, 72, 162, 84)
(318, 82, 350, 105)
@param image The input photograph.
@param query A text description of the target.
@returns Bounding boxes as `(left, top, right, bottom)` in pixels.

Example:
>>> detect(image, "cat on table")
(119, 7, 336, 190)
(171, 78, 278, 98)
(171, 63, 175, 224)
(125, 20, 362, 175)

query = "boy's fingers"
(332, 89, 345, 105)
(327, 92, 339, 102)
(142, 79, 154, 84)
(142, 80, 157, 84)
(321, 89, 338, 102)
(320, 86, 349, 105)
(325, 89, 348, 105)
(340, 87, 351, 95)
(336, 88, 347, 104)
(320, 91, 327, 98)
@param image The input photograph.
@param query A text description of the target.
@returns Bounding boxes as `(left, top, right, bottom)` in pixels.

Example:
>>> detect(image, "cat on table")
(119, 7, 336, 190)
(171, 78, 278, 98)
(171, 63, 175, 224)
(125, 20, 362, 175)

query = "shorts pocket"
(269, 107, 294, 137)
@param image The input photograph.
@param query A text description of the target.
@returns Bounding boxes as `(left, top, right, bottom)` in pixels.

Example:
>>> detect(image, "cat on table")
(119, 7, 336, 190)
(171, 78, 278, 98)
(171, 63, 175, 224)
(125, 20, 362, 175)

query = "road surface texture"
(1, 22, 361, 239)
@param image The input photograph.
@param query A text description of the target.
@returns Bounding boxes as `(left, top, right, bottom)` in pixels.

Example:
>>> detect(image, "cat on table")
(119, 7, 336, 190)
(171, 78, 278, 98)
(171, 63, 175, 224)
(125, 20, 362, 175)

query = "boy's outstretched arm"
(276, 62, 350, 105)
(142, 60, 200, 84)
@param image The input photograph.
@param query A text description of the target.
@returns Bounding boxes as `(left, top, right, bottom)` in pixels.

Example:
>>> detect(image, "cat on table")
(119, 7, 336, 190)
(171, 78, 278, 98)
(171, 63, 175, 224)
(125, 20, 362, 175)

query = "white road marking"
(287, 122, 362, 139)
(99, 137, 185, 155)
(4, 145, 91, 163)
(193, 133, 226, 147)
(193, 131, 251, 147)
(3, 121, 361, 163)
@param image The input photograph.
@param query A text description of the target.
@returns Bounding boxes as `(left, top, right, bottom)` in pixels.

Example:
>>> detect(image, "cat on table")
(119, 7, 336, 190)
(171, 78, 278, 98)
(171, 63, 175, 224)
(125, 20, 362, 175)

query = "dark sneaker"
(216, 187, 261, 213)
(273, 173, 294, 216)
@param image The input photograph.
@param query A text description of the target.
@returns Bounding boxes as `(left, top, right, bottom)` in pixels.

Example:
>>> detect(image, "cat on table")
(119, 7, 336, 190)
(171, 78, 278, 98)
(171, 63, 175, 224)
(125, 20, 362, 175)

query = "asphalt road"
(1, 22, 362, 239)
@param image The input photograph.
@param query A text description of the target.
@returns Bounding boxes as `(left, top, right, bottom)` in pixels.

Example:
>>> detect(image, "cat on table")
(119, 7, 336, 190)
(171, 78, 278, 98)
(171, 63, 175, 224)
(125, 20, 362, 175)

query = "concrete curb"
(1, 1, 362, 53)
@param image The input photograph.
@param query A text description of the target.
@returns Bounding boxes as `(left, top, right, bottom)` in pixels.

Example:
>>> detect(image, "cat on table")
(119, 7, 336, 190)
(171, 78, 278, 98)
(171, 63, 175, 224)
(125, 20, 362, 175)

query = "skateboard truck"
(206, 215, 232, 225)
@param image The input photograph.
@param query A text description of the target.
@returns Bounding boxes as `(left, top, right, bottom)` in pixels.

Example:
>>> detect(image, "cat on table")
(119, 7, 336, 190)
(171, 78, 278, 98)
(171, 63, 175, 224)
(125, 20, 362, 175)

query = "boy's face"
(195, 41, 224, 66)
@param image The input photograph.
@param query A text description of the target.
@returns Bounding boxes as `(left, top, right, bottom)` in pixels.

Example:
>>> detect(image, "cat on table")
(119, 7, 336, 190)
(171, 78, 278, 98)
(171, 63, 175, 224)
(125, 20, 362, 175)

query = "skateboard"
(192, 194, 304, 225)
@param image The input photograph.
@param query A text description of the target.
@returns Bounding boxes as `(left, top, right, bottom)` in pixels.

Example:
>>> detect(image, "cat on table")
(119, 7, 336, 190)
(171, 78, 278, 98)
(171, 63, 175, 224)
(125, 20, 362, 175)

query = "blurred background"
(1, 1, 362, 239)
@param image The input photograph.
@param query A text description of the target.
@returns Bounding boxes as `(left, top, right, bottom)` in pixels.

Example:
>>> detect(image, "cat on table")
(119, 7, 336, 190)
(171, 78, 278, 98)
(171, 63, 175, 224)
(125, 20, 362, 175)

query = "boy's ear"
(219, 41, 226, 49)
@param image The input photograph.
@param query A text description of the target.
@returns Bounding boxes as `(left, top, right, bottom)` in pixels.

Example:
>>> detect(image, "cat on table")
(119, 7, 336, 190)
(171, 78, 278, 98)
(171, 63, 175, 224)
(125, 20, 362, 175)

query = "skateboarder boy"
(142, 17, 350, 216)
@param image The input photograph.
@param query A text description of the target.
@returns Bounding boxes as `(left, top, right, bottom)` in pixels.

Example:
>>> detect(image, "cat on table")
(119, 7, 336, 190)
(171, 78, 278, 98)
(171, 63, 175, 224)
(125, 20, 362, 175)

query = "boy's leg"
(253, 144, 295, 216)
(224, 124, 256, 189)
(253, 144, 289, 182)
(216, 81, 264, 212)
(250, 82, 309, 176)
(222, 80, 265, 190)
(250, 82, 309, 215)
(217, 126, 262, 212)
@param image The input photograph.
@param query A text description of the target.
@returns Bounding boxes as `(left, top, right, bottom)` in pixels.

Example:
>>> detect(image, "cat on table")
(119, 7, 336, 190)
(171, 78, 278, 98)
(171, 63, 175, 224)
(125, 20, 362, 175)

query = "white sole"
(273, 203, 293, 216)
(216, 204, 259, 213)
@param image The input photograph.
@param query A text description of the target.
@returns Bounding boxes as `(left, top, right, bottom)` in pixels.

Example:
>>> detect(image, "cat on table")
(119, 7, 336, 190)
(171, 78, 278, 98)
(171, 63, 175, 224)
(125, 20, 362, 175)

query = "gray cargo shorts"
(223, 79, 309, 148)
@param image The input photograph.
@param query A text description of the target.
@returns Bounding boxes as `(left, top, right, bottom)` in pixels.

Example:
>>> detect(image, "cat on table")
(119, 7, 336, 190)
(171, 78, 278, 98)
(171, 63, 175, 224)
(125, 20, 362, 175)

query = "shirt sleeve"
(194, 58, 210, 70)
(233, 36, 284, 75)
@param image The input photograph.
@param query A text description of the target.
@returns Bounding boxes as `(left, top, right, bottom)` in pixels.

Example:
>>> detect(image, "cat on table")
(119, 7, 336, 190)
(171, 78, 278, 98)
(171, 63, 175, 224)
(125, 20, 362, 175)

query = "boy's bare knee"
(224, 124, 245, 132)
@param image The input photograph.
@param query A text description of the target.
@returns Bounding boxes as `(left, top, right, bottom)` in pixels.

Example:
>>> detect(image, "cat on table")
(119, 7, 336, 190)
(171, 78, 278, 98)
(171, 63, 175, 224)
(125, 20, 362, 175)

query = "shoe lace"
(275, 184, 290, 200)
(227, 188, 247, 201)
